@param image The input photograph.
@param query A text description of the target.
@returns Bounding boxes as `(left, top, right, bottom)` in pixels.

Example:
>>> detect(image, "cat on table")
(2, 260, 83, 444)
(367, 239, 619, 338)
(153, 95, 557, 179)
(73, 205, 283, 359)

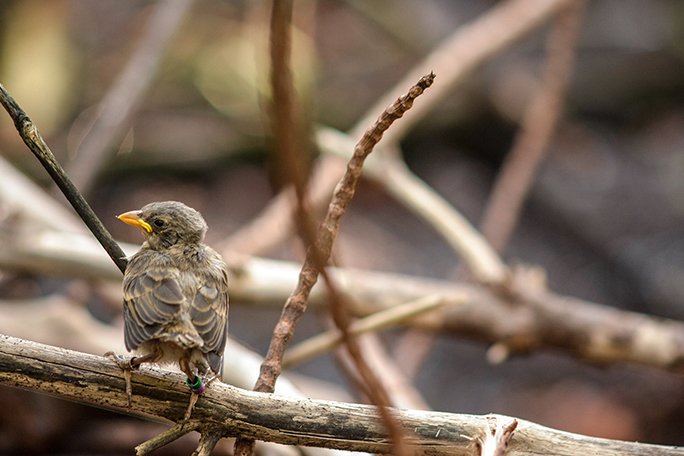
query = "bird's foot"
(104, 351, 135, 407)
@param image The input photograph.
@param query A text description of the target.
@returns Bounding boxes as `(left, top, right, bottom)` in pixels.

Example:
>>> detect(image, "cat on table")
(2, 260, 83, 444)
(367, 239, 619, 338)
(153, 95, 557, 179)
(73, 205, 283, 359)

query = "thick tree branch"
(0, 334, 681, 455)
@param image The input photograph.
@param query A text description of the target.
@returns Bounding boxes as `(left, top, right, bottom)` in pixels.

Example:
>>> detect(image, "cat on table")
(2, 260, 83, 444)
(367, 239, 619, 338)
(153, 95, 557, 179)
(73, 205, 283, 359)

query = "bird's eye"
(153, 219, 165, 228)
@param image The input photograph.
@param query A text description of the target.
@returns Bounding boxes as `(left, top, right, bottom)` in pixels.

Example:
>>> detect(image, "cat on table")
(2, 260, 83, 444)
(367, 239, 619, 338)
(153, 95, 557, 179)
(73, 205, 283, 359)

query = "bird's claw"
(104, 351, 135, 407)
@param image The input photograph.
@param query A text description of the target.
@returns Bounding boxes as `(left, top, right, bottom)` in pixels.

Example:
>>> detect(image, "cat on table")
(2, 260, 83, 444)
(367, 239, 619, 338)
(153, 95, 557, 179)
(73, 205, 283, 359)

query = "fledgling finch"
(115, 201, 229, 397)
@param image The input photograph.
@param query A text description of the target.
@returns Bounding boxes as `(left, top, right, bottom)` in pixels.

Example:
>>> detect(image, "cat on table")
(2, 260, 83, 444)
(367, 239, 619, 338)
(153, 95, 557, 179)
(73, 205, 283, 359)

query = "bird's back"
(122, 243, 229, 373)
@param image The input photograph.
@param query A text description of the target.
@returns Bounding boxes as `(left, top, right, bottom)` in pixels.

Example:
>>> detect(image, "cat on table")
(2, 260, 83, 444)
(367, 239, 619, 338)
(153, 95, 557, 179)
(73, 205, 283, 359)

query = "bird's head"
(117, 201, 208, 249)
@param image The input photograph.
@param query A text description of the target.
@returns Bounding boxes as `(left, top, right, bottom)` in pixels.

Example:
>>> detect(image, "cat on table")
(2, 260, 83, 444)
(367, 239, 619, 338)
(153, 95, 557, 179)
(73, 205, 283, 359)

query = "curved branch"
(1, 334, 681, 455)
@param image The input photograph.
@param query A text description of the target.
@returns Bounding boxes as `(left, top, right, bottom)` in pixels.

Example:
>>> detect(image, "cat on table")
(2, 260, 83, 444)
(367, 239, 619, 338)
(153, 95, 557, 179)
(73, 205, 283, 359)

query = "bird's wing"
(122, 256, 185, 351)
(190, 253, 229, 374)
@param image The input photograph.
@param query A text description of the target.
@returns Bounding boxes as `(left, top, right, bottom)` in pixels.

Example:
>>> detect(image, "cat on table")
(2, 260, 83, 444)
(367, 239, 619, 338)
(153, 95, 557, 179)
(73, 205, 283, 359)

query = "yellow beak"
(117, 210, 153, 234)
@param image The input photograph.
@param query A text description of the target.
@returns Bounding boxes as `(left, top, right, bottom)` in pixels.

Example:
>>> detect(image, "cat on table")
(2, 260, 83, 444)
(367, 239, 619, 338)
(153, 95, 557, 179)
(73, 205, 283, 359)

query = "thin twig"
(480, 1, 585, 253)
(320, 270, 411, 455)
(237, 0, 433, 451)
(135, 422, 201, 456)
(251, 73, 435, 394)
(317, 132, 508, 284)
(194, 429, 224, 456)
(283, 295, 443, 368)
(335, 333, 431, 411)
(67, 0, 194, 194)
(0, 84, 128, 273)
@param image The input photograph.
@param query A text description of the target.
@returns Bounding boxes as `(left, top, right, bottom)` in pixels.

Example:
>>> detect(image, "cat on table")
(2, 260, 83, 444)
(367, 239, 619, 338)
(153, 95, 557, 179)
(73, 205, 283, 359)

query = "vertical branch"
(480, 1, 585, 253)
(220, 0, 573, 260)
(0, 84, 128, 274)
(234, 1, 301, 453)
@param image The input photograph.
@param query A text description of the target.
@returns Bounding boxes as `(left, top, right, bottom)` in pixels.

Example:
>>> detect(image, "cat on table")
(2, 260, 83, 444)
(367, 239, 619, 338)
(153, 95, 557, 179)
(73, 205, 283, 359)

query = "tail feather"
(159, 323, 204, 348)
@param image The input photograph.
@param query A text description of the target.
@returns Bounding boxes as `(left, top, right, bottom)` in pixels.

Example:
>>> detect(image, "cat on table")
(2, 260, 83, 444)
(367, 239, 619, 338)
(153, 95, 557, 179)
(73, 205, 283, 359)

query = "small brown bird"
(114, 201, 228, 401)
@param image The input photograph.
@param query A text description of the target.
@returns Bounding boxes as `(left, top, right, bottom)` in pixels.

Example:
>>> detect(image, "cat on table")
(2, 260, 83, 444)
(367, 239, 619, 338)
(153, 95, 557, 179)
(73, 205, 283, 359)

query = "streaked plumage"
(118, 201, 228, 383)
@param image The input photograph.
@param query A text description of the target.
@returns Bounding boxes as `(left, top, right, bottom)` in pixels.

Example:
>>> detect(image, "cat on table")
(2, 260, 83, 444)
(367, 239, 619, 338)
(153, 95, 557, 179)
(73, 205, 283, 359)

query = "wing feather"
(190, 251, 229, 373)
(122, 253, 184, 350)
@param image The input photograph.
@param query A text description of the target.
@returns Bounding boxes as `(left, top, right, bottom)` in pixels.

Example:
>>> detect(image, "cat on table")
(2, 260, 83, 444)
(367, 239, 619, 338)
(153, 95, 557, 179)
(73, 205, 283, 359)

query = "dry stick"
(0, 83, 221, 456)
(66, 0, 193, 194)
(268, 0, 412, 450)
(9, 227, 684, 379)
(480, 1, 585, 253)
(11, 234, 684, 377)
(246, 72, 435, 443)
(135, 422, 201, 455)
(335, 333, 431, 411)
(329, 320, 431, 412)
(0, 84, 128, 274)
(219, 0, 572, 259)
(238, 1, 432, 453)
(234, 0, 303, 453)
(317, 132, 507, 284)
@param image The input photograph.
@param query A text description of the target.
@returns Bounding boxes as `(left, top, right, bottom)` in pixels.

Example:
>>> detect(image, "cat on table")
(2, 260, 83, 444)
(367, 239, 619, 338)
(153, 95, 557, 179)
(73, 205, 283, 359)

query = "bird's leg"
(179, 357, 204, 392)
(104, 349, 161, 407)
(104, 351, 135, 406)
(179, 357, 204, 422)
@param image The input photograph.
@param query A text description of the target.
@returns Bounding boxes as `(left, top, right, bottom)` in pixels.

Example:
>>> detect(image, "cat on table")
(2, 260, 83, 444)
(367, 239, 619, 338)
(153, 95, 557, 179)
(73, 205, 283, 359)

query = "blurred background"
(2, 0, 684, 454)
